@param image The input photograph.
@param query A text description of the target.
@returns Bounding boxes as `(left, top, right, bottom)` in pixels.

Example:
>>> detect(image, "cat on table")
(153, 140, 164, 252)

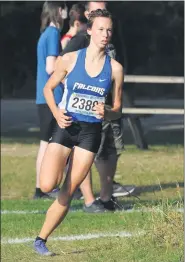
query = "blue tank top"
(58, 48, 112, 123)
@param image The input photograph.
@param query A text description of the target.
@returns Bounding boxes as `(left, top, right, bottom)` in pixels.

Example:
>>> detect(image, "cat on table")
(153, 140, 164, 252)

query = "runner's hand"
(94, 102, 105, 119)
(54, 109, 72, 128)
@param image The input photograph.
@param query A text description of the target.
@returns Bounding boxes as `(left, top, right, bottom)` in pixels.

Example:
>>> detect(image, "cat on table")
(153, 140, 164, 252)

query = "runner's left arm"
(111, 60, 123, 112)
(104, 60, 124, 120)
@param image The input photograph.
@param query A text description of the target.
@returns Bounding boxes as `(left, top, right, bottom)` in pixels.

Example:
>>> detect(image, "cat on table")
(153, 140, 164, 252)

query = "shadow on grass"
(134, 181, 184, 195)
(71, 197, 184, 212)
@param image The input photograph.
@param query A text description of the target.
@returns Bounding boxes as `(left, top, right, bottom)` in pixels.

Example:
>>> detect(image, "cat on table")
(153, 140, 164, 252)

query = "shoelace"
(110, 198, 124, 210)
(41, 242, 49, 252)
(97, 197, 124, 210)
(114, 184, 141, 201)
(36, 240, 49, 252)
(122, 188, 141, 201)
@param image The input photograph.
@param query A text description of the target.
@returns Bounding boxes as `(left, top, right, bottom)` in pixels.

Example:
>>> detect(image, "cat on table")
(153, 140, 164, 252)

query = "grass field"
(1, 142, 184, 262)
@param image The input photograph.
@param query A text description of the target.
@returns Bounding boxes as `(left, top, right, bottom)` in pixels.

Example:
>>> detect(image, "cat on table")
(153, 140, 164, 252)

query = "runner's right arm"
(44, 54, 74, 127)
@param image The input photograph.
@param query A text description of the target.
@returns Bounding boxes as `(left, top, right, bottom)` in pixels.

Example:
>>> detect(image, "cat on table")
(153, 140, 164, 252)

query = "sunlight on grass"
(1, 144, 184, 261)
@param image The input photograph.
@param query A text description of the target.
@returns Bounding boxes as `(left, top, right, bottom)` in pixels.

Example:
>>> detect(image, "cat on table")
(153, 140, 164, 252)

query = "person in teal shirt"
(34, 1, 67, 199)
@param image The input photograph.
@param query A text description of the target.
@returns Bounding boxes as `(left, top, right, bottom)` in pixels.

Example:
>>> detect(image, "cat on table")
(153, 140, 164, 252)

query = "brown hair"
(84, 1, 108, 11)
(69, 3, 87, 27)
(87, 9, 112, 29)
(40, 1, 66, 33)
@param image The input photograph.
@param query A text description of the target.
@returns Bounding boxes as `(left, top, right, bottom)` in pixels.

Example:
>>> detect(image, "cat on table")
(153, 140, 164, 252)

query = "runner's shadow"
(134, 181, 184, 195)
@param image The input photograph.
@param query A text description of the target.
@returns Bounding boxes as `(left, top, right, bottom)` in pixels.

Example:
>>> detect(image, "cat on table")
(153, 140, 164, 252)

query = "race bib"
(67, 93, 105, 118)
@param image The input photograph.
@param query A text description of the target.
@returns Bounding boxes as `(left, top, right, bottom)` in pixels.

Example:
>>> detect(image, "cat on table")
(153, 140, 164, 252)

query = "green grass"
(1, 236, 183, 262)
(1, 143, 184, 262)
(1, 207, 183, 262)
(1, 210, 148, 238)
(1, 144, 183, 201)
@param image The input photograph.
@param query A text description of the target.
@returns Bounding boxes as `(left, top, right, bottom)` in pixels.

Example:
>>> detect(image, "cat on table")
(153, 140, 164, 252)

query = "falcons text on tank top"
(58, 48, 112, 123)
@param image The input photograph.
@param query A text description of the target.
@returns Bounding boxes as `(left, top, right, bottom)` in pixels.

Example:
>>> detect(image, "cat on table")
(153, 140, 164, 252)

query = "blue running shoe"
(47, 187, 60, 198)
(33, 187, 60, 200)
(33, 239, 56, 256)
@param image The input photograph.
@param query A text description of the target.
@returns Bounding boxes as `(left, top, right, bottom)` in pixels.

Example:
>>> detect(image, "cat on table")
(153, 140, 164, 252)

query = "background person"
(33, 1, 67, 199)
(61, 3, 87, 50)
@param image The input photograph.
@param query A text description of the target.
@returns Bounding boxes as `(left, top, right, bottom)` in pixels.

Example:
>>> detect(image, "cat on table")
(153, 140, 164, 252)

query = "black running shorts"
(49, 121, 102, 154)
(37, 104, 56, 142)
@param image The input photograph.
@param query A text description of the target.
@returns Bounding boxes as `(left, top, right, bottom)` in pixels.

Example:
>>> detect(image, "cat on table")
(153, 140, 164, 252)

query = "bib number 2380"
(67, 93, 105, 117)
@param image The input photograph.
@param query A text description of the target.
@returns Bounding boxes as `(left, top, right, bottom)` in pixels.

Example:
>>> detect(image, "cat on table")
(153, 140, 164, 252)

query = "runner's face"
(87, 17, 112, 49)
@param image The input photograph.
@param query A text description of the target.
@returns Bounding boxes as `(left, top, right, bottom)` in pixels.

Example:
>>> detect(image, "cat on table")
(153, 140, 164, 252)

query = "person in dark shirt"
(61, 3, 87, 50)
